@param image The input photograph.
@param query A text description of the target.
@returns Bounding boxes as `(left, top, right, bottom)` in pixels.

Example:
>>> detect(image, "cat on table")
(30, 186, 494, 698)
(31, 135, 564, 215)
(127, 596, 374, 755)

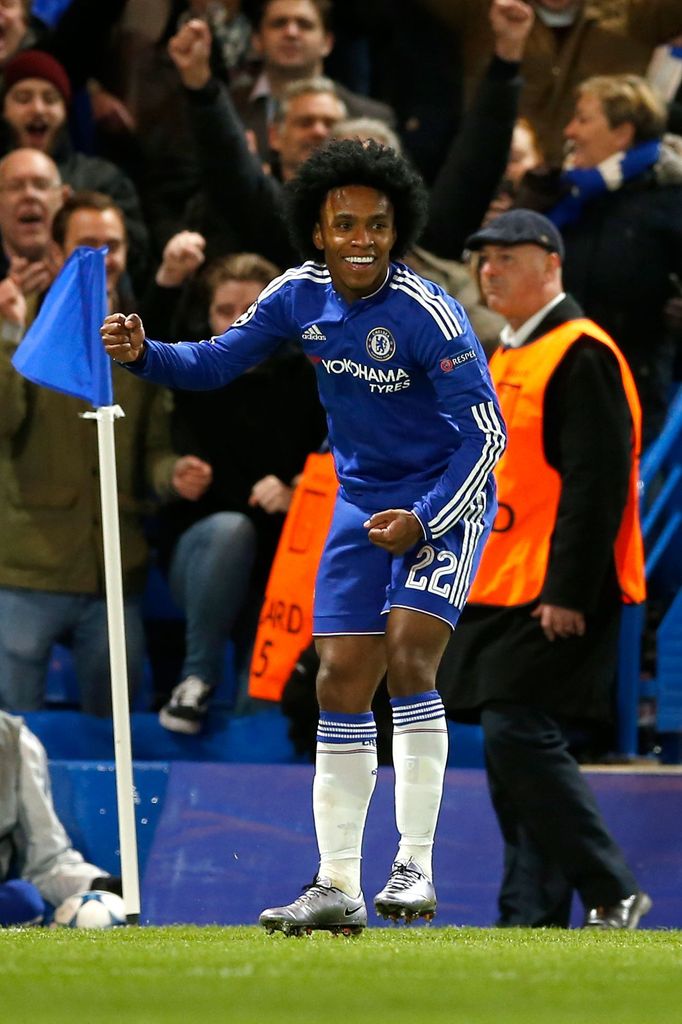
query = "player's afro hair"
(283, 139, 429, 262)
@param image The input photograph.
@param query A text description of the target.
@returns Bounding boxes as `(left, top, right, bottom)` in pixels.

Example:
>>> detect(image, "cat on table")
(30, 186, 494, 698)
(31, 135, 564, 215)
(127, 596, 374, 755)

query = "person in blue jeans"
(150, 249, 327, 733)
(0, 182, 203, 717)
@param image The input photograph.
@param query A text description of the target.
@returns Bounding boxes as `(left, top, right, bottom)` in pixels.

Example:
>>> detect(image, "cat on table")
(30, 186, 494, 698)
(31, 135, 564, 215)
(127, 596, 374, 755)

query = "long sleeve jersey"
(126, 261, 506, 541)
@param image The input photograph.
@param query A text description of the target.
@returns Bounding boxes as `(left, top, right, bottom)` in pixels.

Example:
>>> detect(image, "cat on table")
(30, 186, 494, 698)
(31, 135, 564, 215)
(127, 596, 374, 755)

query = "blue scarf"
(548, 139, 661, 228)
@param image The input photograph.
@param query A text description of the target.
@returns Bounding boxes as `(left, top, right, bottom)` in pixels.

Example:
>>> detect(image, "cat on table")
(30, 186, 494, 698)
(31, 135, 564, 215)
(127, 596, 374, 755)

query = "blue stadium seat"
(44, 644, 79, 708)
(44, 643, 155, 712)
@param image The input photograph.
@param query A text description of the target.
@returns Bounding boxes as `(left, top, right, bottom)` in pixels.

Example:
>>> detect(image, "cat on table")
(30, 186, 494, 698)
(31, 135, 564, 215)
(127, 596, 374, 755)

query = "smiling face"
(313, 185, 397, 304)
(0, 148, 63, 260)
(60, 206, 127, 298)
(3, 77, 67, 152)
(563, 90, 634, 168)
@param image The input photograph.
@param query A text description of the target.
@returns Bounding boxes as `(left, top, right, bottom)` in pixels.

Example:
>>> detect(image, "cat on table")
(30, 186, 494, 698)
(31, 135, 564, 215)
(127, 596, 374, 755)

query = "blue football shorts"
(313, 489, 491, 635)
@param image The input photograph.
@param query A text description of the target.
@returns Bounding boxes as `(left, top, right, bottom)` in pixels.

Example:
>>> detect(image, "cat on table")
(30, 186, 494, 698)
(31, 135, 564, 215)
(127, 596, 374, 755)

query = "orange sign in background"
(248, 452, 337, 700)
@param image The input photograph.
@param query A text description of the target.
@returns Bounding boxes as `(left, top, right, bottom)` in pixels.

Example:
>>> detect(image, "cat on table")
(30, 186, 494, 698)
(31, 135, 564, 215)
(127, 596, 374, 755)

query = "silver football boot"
(374, 859, 437, 923)
(259, 877, 367, 937)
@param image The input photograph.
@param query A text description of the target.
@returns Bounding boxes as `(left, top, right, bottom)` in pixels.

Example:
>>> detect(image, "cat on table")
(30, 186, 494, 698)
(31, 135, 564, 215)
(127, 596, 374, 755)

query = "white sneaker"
(374, 859, 437, 922)
(158, 676, 213, 735)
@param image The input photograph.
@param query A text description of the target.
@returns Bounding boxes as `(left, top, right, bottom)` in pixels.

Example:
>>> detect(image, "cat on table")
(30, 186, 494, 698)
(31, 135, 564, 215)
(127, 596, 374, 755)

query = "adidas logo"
(302, 324, 327, 342)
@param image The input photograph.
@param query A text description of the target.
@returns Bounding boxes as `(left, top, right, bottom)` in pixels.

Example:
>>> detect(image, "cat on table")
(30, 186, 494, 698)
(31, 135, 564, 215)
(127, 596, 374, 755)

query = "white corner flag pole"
(82, 404, 141, 925)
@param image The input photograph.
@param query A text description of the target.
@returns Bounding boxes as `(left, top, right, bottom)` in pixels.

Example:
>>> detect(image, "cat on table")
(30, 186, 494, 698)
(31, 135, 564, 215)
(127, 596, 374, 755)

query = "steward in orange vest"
(437, 209, 650, 931)
(469, 317, 645, 609)
(439, 294, 645, 726)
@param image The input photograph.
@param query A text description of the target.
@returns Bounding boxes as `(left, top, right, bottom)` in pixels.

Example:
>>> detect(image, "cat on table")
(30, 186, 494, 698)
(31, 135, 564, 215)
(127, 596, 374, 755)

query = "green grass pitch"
(1, 926, 681, 1023)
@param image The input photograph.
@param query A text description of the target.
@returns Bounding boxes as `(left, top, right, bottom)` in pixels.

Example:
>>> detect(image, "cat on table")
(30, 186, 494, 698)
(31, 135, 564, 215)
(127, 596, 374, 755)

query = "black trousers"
(481, 702, 638, 927)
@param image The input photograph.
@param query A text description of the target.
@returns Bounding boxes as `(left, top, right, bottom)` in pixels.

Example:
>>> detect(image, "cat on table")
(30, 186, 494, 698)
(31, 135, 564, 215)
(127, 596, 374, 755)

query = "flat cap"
(465, 208, 564, 259)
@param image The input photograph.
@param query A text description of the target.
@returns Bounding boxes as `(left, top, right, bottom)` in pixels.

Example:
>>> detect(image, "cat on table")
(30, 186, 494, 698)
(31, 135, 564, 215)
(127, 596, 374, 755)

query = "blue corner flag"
(11, 246, 113, 408)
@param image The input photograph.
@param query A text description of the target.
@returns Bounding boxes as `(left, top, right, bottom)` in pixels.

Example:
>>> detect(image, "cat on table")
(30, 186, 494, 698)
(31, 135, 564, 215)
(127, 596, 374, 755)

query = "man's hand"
(100, 312, 146, 363)
(9, 250, 60, 297)
(168, 18, 212, 90)
(490, 0, 534, 62)
(364, 509, 423, 554)
(531, 603, 586, 642)
(248, 474, 294, 514)
(0, 276, 26, 328)
(155, 231, 206, 288)
(89, 85, 136, 133)
(171, 455, 212, 500)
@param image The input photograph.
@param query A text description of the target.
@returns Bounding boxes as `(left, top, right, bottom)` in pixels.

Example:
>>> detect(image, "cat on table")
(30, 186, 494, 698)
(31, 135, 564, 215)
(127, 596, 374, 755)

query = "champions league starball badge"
(365, 327, 396, 362)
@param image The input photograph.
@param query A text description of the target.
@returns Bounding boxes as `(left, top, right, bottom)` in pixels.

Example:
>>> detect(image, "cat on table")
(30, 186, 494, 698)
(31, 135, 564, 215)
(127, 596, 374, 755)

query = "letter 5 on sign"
(248, 453, 338, 701)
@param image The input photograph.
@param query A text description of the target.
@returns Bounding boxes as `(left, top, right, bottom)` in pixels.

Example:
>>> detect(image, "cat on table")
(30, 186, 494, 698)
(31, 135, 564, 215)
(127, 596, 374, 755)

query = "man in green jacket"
(0, 151, 211, 716)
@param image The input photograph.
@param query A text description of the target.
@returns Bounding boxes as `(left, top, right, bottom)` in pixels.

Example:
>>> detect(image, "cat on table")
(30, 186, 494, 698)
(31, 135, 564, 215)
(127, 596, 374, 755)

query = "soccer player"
(101, 140, 506, 935)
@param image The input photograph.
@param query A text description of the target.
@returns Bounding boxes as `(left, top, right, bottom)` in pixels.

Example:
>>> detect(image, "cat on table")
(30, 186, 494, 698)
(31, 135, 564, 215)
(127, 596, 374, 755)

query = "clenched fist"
(100, 312, 146, 364)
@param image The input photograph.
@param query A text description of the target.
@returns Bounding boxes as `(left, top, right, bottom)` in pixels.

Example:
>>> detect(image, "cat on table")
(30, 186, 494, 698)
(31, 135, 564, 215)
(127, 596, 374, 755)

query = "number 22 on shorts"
(405, 544, 459, 598)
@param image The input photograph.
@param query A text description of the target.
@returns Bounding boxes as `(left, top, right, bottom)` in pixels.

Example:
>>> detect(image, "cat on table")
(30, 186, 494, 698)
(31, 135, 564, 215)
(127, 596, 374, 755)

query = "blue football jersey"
(127, 261, 506, 540)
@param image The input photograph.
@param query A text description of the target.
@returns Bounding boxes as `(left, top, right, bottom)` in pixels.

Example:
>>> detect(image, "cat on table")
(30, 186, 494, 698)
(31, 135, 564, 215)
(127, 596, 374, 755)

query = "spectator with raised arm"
(167, 14, 346, 266)
(420, 0, 682, 166)
(0, 49, 149, 289)
(230, 0, 395, 166)
(166, 0, 532, 270)
(0, 176, 208, 716)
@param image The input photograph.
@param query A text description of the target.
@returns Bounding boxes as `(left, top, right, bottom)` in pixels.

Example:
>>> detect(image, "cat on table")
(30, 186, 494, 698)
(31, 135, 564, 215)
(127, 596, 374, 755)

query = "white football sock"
(391, 690, 448, 879)
(313, 711, 378, 897)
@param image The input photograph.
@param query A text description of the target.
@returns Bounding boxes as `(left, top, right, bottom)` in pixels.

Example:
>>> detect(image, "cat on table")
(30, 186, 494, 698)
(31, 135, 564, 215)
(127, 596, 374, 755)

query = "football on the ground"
(54, 890, 127, 929)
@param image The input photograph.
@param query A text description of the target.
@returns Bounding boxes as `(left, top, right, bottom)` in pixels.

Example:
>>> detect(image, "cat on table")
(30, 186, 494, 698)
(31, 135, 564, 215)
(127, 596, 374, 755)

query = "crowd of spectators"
(0, 0, 681, 736)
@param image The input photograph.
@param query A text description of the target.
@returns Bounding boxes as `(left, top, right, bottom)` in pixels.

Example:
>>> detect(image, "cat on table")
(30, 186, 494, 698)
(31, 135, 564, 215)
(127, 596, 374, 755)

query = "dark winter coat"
(438, 297, 634, 726)
(517, 143, 682, 441)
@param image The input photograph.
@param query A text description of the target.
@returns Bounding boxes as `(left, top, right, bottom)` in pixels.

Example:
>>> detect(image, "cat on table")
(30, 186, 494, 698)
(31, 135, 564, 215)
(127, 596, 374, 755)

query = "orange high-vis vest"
(468, 318, 645, 607)
(248, 451, 337, 701)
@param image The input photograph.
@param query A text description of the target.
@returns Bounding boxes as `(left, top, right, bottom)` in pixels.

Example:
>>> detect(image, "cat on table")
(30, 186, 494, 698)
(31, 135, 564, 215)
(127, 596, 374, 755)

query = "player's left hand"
(364, 509, 423, 554)
(531, 603, 586, 642)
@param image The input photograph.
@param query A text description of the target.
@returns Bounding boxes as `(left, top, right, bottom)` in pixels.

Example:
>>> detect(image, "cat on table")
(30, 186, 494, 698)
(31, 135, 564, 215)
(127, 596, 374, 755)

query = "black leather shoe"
(583, 892, 652, 929)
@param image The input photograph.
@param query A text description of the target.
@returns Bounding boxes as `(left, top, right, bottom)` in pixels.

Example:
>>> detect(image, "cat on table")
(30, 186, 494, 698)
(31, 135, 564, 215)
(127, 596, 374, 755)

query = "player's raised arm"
(100, 312, 146, 364)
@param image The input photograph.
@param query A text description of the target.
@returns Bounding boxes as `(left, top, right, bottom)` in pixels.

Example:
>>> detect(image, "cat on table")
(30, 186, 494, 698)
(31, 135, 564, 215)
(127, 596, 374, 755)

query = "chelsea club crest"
(365, 327, 396, 362)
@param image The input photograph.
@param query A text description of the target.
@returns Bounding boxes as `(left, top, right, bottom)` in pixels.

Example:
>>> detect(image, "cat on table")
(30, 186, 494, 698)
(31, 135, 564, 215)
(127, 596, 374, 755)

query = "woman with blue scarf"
(517, 73, 682, 443)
